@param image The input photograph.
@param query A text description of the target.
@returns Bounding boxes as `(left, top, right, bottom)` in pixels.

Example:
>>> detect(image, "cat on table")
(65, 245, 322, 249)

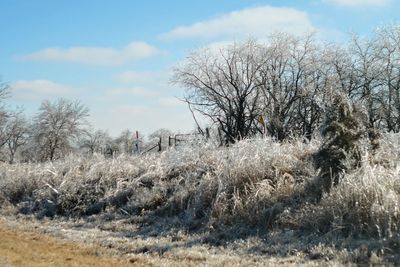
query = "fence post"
(205, 127, 210, 140)
(158, 137, 162, 152)
(168, 136, 172, 147)
(135, 131, 140, 154)
(218, 127, 223, 146)
(174, 135, 179, 147)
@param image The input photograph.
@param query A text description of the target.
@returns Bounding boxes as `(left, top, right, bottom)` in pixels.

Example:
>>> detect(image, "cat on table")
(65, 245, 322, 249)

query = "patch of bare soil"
(0, 220, 131, 267)
(0, 215, 349, 267)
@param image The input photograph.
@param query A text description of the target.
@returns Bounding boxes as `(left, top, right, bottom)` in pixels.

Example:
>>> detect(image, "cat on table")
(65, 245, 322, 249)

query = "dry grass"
(0, 218, 132, 267)
(1, 134, 399, 265)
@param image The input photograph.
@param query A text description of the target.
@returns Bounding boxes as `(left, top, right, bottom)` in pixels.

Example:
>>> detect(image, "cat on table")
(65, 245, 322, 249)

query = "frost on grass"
(0, 138, 317, 222)
(1, 134, 400, 265)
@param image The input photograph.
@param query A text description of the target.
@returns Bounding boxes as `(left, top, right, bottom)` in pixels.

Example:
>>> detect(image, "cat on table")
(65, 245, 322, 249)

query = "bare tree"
(257, 33, 325, 140)
(374, 25, 400, 132)
(80, 129, 110, 154)
(350, 35, 384, 129)
(32, 99, 89, 161)
(4, 111, 29, 163)
(0, 79, 10, 102)
(0, 79, 10, 149)
(172, 26, 400, 141)
(115, 129, 136, 154)
(324, 45, 359, 98)
(173, 40, 265, 143)
(0, 118, 9, 151)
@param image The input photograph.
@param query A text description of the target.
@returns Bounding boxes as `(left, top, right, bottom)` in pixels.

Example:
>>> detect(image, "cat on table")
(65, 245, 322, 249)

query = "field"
(1, 135, 399, 266)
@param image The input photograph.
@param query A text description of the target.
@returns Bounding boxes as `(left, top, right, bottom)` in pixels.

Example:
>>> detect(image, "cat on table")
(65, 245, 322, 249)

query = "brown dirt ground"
(0, 216, 346, 267)
(0, 221, 132, 267)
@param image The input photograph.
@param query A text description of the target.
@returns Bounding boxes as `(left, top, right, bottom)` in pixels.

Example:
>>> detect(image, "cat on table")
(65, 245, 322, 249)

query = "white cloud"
(203, 40, 238, 51)
(105, 87, 159, 97)
(11, 80, 75, 101)
(160, 6, 314, 40)
(18, 42, 159, 66)
(325, 0, 391, 7)
(114, 71, 158, 83)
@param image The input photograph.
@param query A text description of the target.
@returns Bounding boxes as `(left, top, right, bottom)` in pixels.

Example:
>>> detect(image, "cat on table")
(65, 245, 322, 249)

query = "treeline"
(0, 93, 174, 163)
(2, 25, 400, 161)
(173, 25, 400, 142)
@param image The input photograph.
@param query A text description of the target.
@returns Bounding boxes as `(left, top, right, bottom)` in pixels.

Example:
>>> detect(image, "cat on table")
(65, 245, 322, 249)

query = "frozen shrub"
(309, 163, 400, 239)
(313, 92, 368, 194)
(0, 137, 318, 224)
(1, 133, 400, 262)
(297, 134, 400, 242)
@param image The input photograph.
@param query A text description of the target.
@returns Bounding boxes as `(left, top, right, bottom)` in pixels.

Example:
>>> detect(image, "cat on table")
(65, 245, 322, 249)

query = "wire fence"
(139, 127, 218, 155)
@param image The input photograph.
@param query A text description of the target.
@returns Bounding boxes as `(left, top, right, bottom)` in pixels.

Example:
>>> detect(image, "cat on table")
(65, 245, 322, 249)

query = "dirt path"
(0, 221, 132, 267)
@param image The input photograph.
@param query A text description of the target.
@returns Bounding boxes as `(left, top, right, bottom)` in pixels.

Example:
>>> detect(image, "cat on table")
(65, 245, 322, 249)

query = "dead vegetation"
(0, 218, 132, 267)
(1, 134, 400, 265)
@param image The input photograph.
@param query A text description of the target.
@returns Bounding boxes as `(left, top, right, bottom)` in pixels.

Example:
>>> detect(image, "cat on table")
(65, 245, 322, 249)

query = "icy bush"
(1, 134, 399, 244)
(303, 134, 400, 240)
(0, 137, 317, 223)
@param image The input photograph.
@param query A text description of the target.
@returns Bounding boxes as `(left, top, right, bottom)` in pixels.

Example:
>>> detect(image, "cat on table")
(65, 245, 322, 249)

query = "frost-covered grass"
(1, 135, 400, 265)
(0, 138, 317, 223)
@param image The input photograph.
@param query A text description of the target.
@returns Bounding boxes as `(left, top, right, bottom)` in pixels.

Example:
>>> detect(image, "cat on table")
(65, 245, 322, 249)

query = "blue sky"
(1, 0, 399, 135)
